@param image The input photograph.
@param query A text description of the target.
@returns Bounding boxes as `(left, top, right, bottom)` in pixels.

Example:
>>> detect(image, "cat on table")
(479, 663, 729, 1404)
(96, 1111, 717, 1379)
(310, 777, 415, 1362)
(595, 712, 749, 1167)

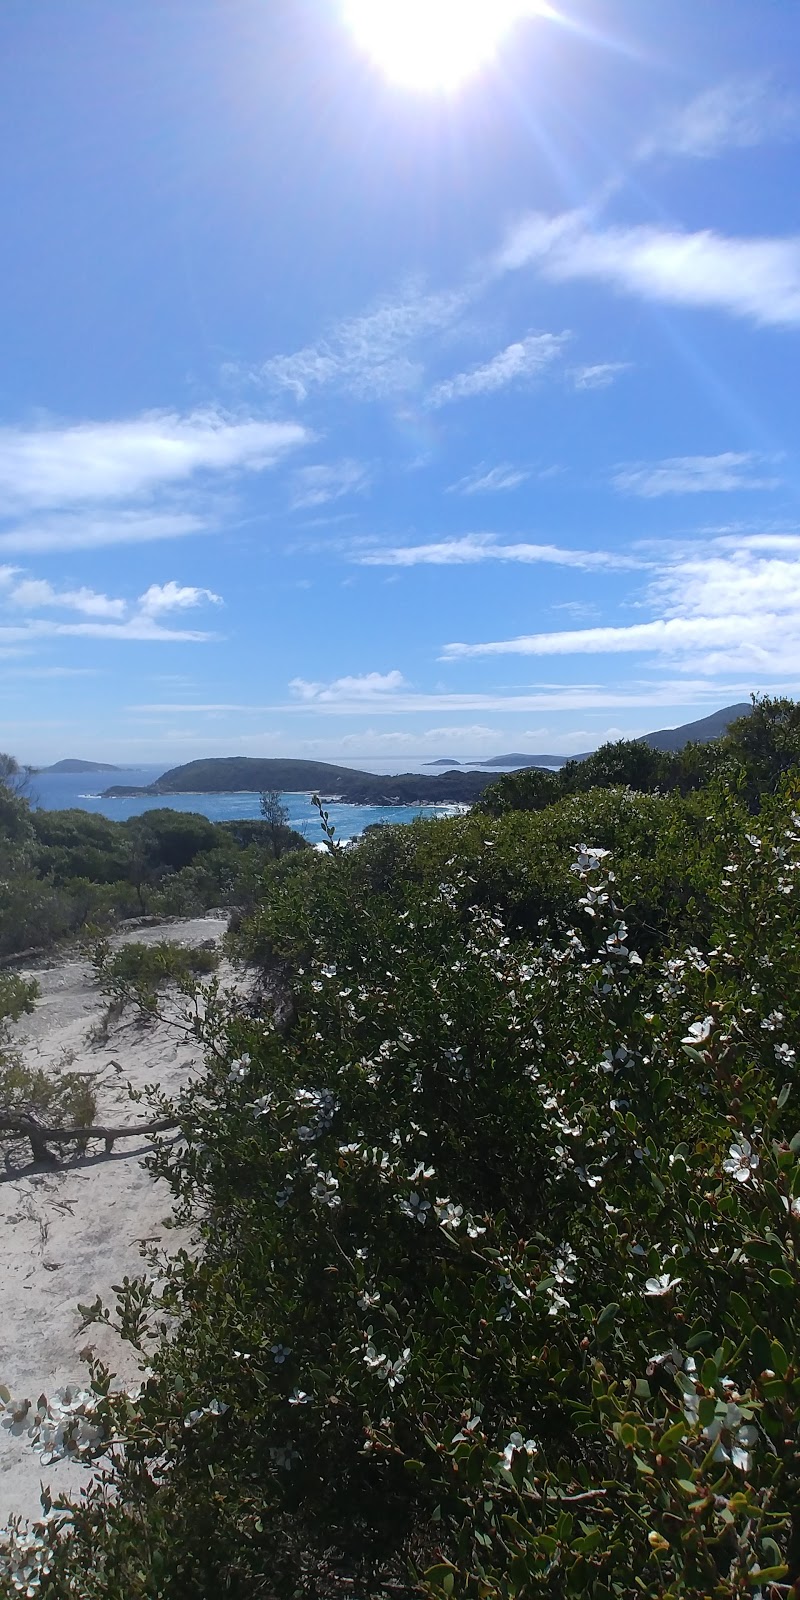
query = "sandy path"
(0, 914, 232, 1527)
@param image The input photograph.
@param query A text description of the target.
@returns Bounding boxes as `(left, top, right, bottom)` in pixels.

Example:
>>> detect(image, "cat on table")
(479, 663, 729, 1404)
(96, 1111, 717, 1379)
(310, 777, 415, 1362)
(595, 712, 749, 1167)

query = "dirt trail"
(0, 914, 231, 1527)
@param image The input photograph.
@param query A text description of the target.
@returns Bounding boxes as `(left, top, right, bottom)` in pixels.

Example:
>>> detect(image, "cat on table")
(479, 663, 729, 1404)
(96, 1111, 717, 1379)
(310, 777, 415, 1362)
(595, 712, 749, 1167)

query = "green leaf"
(698, 1397, 718, 1429)
(595, 1303, 620, 1343)
(686, 1329, 715, 1351)
(770, 1268, 795, 1289)
(770, 1340, 789, 1377)
(425, 1563, 457, 1592)
(778, 1083, 791, 1108)
(657, 1420, 689, 1457)
(744, 1239, 783, 1264)
(751, 1327, 771, 1372)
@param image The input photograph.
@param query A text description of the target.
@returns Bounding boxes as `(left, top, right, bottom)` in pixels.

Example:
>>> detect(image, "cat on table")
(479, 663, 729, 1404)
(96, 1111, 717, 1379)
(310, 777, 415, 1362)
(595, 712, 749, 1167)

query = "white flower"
(682, 1017, 714, 1047)
(434, 1199, 464, 1231)
(552, 1247, 577, 1287)
(226, 1054, 251, 1082)
(288, 1389, 310, 1406)
(399, 1191, 430, 1224)
(723, 1138, 759, 1184)
(310, 1171, 341, 1208)
(250, 1094, 273, 1118)
(275, 1183, 294, 1209)
(271, 1344, 292, 1365)
(644, 1273, 680, 1297)
(269, 1443, 299, 1469)
(502, 1431, 538, 1468)
(385, 1348, 411, 1389)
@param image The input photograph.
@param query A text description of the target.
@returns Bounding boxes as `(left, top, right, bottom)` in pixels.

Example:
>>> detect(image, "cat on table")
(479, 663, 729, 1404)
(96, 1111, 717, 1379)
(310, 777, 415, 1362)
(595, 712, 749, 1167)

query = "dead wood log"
(0, 1109, 179, 1163)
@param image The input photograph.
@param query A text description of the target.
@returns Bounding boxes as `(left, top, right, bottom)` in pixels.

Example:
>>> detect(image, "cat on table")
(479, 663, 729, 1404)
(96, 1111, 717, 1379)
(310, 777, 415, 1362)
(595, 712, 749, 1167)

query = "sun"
(343, 0, 537, 93)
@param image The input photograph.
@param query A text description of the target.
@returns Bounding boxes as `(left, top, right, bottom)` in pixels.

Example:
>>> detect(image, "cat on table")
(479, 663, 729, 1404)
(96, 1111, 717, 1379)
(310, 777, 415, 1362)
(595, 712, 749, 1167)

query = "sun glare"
(343, 0, 540, 93)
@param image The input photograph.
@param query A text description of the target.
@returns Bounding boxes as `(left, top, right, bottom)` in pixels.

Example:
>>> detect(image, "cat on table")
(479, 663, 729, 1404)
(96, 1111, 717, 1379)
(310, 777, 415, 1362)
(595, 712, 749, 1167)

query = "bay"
(25, 765, 471, 844)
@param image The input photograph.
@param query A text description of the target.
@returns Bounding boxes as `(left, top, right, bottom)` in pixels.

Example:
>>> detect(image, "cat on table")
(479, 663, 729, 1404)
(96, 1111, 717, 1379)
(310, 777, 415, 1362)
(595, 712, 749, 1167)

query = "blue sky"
(2, 0, 800, 767)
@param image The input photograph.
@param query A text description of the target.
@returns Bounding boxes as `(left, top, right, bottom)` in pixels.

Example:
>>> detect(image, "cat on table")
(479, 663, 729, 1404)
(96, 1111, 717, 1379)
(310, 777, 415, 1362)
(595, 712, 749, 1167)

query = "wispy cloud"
(572, 362, 632, 390)
(356, 533, 641, 571)
(497, 210, 800, 328)
(441, 534, 800, 682)
(0, 510, 209, 555)
(427, 332, 568, 407)
(290, 459, 371, 510)
(448, 463, 531, 495)
(642, 77, 799, 161)
(134, 682, 726, 717)
(0, 410, 309, 512)
(8, 579, 127, 618)
(614, 452, 780, 498)
(255, 284, 470, 403)
(289, 670, 408, 703)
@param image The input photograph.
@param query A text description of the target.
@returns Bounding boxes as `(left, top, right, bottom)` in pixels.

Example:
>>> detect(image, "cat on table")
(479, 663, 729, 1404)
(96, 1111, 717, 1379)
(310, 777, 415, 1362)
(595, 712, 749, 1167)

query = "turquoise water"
(26, 766, 468, 844)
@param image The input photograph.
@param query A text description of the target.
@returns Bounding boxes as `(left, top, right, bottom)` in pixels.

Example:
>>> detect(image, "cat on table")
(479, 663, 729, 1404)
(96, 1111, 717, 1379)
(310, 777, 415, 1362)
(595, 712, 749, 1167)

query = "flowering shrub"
(6, 775, 800, 1598)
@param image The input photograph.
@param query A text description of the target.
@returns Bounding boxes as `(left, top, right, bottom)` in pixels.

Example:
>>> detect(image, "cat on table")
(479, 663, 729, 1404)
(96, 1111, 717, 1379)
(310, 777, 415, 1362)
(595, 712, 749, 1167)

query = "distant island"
(426, 758, 461, 767)
(38, 758, 122, 774)
(103, 758, 495, 806)
(476, 752, 569, 768)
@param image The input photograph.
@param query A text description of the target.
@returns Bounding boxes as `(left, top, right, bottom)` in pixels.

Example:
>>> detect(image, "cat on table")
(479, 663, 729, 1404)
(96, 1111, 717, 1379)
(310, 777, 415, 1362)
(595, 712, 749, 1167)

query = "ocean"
(25, 763, 478, 844)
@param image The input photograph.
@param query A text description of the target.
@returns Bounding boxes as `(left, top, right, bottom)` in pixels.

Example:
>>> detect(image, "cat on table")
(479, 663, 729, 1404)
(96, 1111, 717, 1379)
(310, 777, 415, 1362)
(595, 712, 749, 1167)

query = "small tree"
(259, 789, 290, 858)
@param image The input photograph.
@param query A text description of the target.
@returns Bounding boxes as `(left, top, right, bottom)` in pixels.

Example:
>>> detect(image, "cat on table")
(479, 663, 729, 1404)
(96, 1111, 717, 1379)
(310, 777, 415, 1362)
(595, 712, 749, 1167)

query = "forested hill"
(102, 757, 495, 805)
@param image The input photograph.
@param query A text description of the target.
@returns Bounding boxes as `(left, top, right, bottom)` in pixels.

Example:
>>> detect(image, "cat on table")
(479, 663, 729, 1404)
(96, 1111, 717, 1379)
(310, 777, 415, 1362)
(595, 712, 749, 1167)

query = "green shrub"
(5, 777, 797, 1600)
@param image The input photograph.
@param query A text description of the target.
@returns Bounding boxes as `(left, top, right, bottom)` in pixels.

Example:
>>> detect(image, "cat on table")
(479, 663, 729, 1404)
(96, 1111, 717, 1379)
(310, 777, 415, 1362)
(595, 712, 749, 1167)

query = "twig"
(0, 1109, 179, 1163)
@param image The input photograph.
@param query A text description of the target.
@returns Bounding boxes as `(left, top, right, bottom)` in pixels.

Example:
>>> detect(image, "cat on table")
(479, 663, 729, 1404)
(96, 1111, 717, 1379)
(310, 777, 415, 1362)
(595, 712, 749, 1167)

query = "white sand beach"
(0, 914, 231, 1527)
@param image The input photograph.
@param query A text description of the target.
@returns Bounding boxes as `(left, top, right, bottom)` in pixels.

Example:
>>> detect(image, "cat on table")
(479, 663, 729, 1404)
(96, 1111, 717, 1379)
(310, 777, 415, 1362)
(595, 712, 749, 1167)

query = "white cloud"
(448, 463, 531, 495)
(427, 332, 568, 407)
(7, 579, 127, 618)
(643, 77, 799, 161)
(614, 452, 779, 498)
(133, 683, 727, 717)
(138, 582, 222, 616)
(0, 570, 222, 646)
(0, 409, 309, 513)
(290, 459, 371, 510)
(356, 533, 640, 571)
(289, 670, 408, 703)
(0, 510, 209, 555)
(441, 535, 800, 683)
(497, 210, 800, 328)
(256, 284, 470, 403)
(572, 362, 632, 390)
(0, 616, 215, 645)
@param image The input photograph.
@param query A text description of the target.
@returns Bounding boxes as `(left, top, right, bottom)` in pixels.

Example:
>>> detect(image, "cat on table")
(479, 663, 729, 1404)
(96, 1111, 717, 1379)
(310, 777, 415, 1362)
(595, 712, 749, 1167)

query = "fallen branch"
(0, 1108, 179, 1163)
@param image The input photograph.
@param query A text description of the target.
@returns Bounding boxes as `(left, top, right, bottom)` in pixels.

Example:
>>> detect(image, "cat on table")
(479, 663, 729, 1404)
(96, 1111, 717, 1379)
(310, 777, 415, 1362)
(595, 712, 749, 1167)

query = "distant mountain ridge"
(472, 703, 753, 768)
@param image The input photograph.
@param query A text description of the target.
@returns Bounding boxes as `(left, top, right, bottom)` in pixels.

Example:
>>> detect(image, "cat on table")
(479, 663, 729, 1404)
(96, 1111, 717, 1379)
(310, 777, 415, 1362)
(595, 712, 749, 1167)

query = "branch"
(0, 1108, 179, 1163)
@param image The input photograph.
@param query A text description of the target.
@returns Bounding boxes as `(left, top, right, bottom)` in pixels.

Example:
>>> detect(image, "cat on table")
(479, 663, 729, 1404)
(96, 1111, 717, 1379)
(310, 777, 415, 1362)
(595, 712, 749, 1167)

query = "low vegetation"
(3, 698, 800, 1599)
(0, 777, 308, 960)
